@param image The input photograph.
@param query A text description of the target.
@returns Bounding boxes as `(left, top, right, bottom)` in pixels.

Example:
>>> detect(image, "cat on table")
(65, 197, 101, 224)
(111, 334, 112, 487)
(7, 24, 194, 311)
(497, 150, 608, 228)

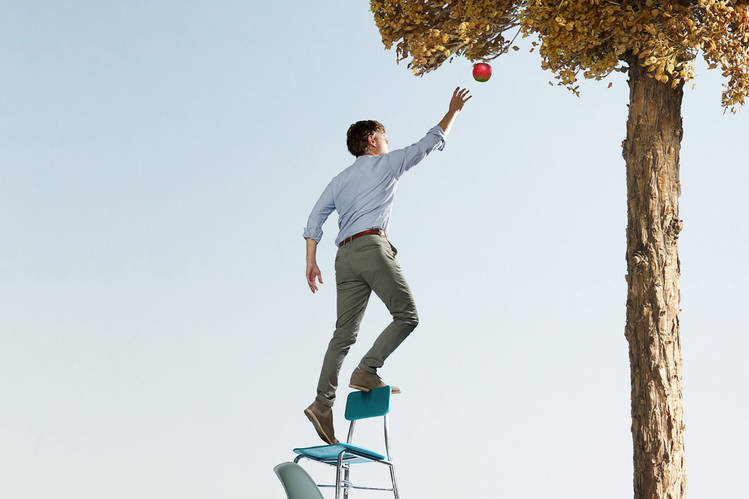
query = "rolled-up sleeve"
(303, 181, 335, 242)
(388, 125, 446, 179)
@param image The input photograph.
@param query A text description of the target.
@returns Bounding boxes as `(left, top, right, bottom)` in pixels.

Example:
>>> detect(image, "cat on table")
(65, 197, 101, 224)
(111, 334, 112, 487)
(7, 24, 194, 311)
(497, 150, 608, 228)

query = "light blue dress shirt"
(303, 125, 446, 247)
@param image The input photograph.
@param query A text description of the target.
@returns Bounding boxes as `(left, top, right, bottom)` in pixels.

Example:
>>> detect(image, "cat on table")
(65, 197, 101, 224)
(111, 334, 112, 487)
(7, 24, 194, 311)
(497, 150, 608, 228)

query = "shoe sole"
(348, 383, 401, 394)
(304, 407, 337, 445)
(348, 383, 371, 392)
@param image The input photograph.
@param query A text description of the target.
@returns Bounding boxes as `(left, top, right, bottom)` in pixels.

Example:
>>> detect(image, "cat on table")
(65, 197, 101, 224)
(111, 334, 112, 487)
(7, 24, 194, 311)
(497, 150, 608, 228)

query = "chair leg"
(388, 463, 400, 499)
(335, 452, 345, 499)
(343, 464, 350, 499)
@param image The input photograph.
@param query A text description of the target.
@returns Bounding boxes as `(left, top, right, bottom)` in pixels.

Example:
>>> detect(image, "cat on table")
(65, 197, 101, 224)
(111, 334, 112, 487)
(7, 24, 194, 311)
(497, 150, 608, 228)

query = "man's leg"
(315, 261, 372, 407)
(356, 238, 418, 375)
(306, 254, 371, 444)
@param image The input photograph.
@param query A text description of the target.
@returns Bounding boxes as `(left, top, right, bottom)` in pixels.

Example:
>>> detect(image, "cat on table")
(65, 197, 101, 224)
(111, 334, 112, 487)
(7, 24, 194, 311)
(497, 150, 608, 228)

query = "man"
(302, 87, 472, 444)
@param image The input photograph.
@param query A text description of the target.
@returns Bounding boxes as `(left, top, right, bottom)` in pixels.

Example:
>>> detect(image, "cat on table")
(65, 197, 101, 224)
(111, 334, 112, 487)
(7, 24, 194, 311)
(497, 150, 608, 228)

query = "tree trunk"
(622, 56, 687, 498)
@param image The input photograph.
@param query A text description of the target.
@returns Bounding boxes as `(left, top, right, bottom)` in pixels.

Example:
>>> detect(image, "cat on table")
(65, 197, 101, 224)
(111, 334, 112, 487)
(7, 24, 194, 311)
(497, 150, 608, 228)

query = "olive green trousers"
(315, 234, 418, 407)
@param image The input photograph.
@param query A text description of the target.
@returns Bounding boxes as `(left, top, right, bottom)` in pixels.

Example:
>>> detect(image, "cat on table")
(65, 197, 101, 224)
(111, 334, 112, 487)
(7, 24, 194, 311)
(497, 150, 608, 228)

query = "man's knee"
(331, 324, 359, 349)
(395, 309, 419, 330)
(407, 313, 419, 330)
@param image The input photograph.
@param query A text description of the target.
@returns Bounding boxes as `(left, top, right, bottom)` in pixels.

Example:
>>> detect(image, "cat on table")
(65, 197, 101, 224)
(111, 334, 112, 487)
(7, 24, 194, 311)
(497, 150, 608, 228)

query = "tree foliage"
(371, 0, 749, 111)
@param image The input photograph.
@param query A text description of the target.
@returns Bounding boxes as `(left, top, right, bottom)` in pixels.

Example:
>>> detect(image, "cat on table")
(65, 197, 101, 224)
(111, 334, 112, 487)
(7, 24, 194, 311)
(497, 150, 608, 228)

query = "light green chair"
(292, 386, 399, 499)
(274, 462, 324, 499)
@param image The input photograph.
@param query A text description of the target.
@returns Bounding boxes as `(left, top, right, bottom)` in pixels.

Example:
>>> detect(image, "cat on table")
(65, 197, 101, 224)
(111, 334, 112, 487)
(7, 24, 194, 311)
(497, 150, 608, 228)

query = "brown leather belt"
(339, 229, 386, 247)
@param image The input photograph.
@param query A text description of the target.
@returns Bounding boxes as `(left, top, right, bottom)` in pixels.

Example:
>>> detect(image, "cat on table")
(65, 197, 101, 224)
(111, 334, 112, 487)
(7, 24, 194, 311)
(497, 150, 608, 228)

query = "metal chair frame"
(294, 392, 399, 499)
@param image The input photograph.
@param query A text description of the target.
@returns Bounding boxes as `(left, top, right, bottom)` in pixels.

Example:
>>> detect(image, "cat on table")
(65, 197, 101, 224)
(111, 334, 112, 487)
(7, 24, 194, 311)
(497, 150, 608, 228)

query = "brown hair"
(346, 120, 385, 157)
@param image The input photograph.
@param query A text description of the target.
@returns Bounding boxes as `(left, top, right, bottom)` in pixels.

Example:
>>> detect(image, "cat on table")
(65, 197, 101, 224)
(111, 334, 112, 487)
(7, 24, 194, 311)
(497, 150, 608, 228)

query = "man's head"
(346, 120, 389, 157)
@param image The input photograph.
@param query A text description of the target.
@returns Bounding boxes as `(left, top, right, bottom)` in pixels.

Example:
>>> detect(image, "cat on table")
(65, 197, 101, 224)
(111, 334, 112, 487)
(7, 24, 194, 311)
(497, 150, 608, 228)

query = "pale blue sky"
(1, 2, 747, 498)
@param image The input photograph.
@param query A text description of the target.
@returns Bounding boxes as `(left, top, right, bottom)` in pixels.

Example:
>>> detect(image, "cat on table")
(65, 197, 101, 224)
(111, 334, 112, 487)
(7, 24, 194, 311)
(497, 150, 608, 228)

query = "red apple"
(472, 62, 492, 82)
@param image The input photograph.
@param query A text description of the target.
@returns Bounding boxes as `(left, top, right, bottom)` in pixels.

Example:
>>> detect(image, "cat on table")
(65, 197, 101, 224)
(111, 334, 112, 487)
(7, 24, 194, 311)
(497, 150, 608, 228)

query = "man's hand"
(306, 262, 323, 293)
(305, 238, 323, 293)
(448, 87, 472, 113)
(438, 87, 472, 136)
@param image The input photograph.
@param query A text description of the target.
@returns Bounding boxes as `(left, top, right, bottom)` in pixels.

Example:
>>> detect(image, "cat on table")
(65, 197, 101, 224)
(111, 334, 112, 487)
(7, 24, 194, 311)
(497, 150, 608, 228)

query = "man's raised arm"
(390, 87, 472, 179)
(438, 87, 472, 136)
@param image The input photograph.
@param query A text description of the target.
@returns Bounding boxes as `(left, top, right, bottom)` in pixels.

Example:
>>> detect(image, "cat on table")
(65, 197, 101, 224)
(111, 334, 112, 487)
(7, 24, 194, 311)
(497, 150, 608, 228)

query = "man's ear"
(365, 133, 377, 152)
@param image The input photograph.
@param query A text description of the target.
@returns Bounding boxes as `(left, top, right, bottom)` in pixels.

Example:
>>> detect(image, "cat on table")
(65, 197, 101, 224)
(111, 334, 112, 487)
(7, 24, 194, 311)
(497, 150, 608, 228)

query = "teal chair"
(274, 462, 324, 499)
(292, 386, 399, 499)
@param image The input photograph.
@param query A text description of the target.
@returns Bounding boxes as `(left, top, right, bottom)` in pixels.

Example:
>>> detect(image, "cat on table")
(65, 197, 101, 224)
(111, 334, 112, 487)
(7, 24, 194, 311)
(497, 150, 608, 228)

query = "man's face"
(368, 131, 389, 156)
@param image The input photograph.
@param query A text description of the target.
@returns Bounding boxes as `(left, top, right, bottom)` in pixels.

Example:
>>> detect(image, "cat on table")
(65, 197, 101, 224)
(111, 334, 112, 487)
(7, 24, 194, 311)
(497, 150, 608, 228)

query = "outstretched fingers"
(450, 87, 472, 110)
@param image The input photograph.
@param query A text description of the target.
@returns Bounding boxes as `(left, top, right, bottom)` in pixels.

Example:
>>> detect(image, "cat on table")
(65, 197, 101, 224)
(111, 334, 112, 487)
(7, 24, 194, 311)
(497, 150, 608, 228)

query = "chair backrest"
(273, 462, 324, 499)
(344, 385, 391, 421)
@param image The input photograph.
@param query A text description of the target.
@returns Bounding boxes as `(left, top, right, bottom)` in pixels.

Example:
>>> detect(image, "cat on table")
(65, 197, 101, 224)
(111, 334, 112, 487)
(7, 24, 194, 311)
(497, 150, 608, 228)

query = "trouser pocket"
(388, 241, 398, 257)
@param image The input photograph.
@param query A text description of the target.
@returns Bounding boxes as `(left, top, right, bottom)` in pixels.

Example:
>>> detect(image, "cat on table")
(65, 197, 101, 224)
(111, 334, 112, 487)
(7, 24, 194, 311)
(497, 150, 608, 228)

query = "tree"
(369, 1, 749, 497)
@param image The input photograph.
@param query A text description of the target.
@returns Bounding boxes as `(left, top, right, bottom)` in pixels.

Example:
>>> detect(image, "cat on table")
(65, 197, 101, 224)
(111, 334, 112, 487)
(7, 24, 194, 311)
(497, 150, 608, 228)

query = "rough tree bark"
(622, 56, 687, 498)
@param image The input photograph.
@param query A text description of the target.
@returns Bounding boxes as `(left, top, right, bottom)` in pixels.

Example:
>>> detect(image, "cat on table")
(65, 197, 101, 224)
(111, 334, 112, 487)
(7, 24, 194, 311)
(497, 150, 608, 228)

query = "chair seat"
(293, 443, 386, 463)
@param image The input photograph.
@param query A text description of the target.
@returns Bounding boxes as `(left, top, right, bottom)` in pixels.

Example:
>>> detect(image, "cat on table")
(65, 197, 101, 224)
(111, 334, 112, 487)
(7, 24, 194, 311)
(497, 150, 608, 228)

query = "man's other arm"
(303, 181, 335, 293)
(306, 238, 322, 293)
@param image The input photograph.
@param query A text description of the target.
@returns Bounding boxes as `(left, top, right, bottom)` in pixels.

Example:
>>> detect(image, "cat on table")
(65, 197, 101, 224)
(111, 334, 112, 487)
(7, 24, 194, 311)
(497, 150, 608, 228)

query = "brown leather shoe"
(348, 367, 401, 394)
(304, 400, 339, 445)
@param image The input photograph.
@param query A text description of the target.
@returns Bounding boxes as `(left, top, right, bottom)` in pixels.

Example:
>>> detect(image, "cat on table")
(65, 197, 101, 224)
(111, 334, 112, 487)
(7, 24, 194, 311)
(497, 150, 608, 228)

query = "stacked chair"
(275, 386, 399, 499)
